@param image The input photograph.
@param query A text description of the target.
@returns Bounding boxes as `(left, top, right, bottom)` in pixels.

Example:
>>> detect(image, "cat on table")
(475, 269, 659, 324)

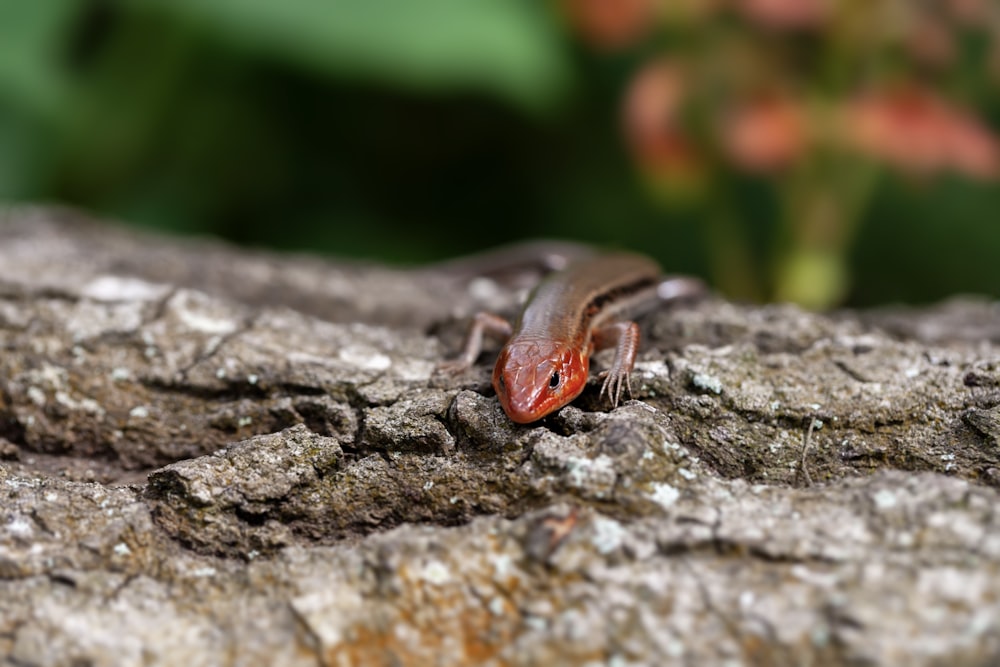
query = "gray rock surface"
(2, 206, 1000, 666)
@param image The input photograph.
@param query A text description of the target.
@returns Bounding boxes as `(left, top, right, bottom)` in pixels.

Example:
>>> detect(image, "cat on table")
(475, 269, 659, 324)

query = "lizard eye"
(549, 372, 560, 389)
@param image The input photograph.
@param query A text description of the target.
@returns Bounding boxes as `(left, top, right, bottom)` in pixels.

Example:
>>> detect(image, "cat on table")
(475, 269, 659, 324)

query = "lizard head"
(492, 340, 589, 423)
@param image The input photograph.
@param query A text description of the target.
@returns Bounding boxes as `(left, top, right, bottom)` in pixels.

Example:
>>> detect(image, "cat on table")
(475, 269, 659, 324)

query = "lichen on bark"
(2, 206, 999, 666)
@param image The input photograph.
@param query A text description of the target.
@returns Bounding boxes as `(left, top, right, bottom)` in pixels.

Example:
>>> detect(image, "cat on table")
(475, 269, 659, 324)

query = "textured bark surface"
(2, 206, 1000, 666)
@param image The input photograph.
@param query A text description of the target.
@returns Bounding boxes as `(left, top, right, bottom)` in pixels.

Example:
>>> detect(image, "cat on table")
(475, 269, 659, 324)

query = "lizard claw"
(597, 369, 632, 408)
(434, 359, 472, 376)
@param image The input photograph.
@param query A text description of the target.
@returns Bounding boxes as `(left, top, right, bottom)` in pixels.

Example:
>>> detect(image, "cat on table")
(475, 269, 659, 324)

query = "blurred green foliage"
(0, 1, 997, 306)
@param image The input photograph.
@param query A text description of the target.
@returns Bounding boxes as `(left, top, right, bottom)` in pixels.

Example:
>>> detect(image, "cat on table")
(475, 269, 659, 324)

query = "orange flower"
(947, 112, 1000, 178)
(945, 0, 989, 24)
(622, 59, 705, 190)
(622, 59, 687, 163)
(721, 94, 810, 171)
(560, 0, 656, 51)
(905, 15, 956, 68)
(735, 0, 831, 29)
(838, 87, 999, 178)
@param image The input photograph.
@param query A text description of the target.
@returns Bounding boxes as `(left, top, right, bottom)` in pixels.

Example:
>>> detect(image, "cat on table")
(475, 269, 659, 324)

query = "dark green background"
(1, 2, 997, 306)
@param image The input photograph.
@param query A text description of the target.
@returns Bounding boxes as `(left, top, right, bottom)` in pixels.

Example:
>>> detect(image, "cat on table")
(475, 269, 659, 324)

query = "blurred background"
(1, 0, 998, 308)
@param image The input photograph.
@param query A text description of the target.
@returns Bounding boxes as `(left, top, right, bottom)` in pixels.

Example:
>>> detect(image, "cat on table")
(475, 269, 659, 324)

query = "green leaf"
(0, 107, 57, 198)
(0, 3, 79, 118)
(127, 0, 571, 112)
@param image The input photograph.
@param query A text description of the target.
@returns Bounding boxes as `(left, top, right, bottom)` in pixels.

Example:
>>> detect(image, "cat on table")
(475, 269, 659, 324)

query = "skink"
(439, 250, 705, 423)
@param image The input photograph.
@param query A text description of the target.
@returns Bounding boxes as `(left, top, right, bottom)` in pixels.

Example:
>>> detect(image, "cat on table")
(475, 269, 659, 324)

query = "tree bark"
(2, 206, 999, 666)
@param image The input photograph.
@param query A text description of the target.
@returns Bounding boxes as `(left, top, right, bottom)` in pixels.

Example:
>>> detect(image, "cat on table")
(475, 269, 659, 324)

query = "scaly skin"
(492, 340, 590, 424)
(438, 248, 706, 423)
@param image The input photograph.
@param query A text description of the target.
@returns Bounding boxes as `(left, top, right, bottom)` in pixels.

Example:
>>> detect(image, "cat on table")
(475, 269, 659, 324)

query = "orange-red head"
(492, 339, 590, 423)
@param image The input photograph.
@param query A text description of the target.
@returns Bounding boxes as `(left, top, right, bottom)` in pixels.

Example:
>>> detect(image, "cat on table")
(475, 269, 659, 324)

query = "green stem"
(703, 206, 763, 302)
(773, 155, 881, 307)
